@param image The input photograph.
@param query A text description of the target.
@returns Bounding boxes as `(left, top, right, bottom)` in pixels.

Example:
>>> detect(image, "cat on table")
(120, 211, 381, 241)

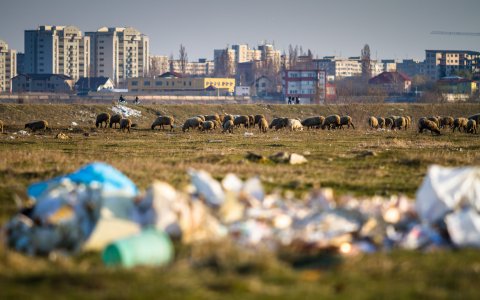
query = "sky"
(1, 0, 479, 61)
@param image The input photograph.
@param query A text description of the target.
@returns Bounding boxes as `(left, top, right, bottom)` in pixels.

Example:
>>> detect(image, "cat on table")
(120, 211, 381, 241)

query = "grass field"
(1, 103, 480, 299)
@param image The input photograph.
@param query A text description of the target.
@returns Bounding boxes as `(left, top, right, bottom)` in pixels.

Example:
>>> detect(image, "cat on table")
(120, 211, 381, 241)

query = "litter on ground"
(4, 163, 480, 268)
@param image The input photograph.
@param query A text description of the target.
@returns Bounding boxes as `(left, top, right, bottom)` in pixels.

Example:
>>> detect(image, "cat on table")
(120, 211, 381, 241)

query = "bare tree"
(178, 44, 188, 76)
(361, 44, 371, 79)
(169, 53, 174, 73)
(288, 44, 298, 69)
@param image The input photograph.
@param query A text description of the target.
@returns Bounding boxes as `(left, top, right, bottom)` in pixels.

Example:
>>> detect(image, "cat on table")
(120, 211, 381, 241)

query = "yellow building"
(127, 72, 235, 94)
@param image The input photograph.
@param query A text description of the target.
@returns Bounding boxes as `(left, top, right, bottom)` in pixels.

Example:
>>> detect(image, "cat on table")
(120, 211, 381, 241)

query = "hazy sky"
(1, 0, 479, 60)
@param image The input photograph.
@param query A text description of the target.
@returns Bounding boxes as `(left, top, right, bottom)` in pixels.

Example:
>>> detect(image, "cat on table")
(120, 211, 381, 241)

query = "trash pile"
(111, 105, 142, 118)
(3, 163, 480, 268)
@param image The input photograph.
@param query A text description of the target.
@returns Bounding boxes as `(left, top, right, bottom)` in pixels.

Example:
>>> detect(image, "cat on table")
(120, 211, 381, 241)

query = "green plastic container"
(102, 228, 174, 268)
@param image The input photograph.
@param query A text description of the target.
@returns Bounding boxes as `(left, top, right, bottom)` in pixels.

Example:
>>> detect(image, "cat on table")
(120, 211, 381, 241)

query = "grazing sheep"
(25, 120, 49, 132)
(218, 114, 225, 123)
(269, 118, 288, 130)
(254, 114, 266, 127)
(205, 114, 220, 122)
(120, 118, 132, 133)
(427, 116, 440, 128)
(466, 119, 477, 134)
(368, 116, 379, 129)
(301, 116, 325, 129)
(452, 117, 468, 133)
(0, 120, 3, 133)
(392, 117, 407, 130)
(384, 117, 394, 128)
(201, 121, 215, 131)
(96, 112, 110, 128)
(468, 113, 480, 130)
(269, 118, 282, 129)
(109, 114, 122, 128)
(234, 115, 250, 128)
(321, 114, 341, 130)
(439, 116, 454, 129)
(405, 115, 413, 129)
(212, 120, 221, 129)
(248, 115, 255, 127)
(223, 114, 234, 124)
(196, 115, 206, 122)
(288, 119, 304, 131)
(376, 117, 385, 129)
(151, 116, 174, 131)
(418, 118, 441, 135)
(222, 119, 234, 133)
(182, 117, 203, 132)
(339, 116, 355, 129)
(259, 117, 268, 133)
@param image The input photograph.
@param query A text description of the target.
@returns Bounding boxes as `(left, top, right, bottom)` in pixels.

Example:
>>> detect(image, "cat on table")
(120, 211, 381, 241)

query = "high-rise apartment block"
(425, 50, 480, 80)
(0, 39, 17, 92)
(214, 48, 236, 76)
(24, 25, 89, 81)
(86, 27, 149, 85)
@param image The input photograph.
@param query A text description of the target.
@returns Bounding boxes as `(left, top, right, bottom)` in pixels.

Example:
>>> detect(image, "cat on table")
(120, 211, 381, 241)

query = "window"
(156, 81, 162, 86)
(144, 81, 150, 86)
(131, 81, 138, 86)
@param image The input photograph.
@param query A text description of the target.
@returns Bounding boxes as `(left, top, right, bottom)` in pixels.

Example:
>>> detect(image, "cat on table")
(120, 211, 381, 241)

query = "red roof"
(368, 72, 411, 84)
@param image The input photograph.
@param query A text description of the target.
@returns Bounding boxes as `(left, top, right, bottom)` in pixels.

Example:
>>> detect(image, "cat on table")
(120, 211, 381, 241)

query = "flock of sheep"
(1, 112, 477, 136)
(94, 112, 479, 135)
(367, 114, 479, 135)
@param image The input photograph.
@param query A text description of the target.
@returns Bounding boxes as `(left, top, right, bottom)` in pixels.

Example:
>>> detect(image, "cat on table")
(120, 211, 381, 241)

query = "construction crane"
(431, 31, 480, 36)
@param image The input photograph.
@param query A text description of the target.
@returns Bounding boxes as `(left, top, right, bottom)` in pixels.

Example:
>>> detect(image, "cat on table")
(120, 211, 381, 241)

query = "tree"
(169, 53, 174, 73)
(288, 44, 298, 69)
(361, 44, 371, 79)
(178, 44, 188, 76)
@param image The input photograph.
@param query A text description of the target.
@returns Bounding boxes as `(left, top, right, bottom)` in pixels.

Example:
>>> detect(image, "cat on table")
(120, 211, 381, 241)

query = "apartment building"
(149, 55, 170, 76)
(169, 58, 214, 76)
(24, 25, 89, 81)
(396, 59, 425, 78)
(127, 72, 235, 94)
(425, 50, 480, 80)
(313, 56, 384, 79)
(86, 27, 149, 86)
(214, 48, 236, 76)
(0, 40, 17, 92)
(283, 69, 327, 104)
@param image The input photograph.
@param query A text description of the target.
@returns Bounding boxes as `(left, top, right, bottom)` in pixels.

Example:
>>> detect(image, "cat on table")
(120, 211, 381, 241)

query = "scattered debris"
(55, 132, 70, 140)
(245, 152, 267, 163)
(246, 151, 307, 165)
(111, 105, 141, 118)
(269, 151, 290, 163)
(4, 163, 480, 266)
(15, 130, 29, 136)
(289, 153, 308, 165)
(416, 165, 480, 247)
